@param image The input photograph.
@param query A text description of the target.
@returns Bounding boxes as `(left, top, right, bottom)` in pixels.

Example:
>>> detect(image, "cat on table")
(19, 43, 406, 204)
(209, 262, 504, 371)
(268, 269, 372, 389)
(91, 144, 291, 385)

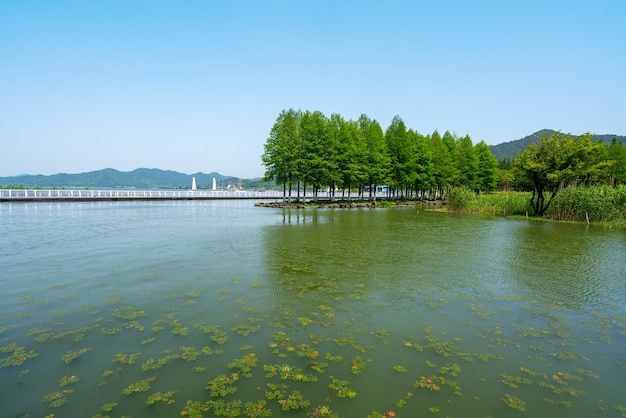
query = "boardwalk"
(0, 189, 354, 202)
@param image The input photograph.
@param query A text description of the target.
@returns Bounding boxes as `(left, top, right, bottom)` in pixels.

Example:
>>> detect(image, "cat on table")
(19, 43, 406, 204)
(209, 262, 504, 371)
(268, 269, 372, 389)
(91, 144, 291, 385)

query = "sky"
(1, 0, 625, 179)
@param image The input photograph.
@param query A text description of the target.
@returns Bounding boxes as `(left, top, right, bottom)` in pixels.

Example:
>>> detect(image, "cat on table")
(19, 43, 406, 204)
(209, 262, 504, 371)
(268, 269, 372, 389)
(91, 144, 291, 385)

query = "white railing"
(0, 189, 366, 201)
(0, 189, 289, 200)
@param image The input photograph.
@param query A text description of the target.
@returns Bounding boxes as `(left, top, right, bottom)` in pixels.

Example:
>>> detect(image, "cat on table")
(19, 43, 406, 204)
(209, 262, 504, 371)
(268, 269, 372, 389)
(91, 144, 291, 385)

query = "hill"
(0, 168, 267, 189)
(489, 129, 626, 162)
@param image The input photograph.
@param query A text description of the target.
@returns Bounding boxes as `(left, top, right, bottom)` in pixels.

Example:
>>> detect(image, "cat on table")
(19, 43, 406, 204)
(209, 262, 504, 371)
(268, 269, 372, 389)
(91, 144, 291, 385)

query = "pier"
(0, 189, 360, 202)
(0, 189, 286, 202)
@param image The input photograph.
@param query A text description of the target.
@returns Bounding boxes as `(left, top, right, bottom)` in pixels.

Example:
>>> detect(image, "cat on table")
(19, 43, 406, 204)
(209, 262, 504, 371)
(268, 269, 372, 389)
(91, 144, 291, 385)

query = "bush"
(447, 188, 531, 216)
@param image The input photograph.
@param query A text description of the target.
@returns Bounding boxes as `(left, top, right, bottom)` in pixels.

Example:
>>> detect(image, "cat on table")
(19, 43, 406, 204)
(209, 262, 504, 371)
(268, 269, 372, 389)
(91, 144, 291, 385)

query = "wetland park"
(1, 114, 625, 417)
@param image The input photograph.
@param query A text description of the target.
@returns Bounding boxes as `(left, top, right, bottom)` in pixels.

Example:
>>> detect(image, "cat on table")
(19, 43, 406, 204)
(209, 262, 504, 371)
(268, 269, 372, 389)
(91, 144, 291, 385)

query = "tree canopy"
(262, 109, 499, 200)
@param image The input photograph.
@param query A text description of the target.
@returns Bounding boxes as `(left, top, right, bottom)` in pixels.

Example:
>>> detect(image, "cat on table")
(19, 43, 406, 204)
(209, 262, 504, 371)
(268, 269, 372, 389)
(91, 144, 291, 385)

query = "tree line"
(261, 109, 499, 200)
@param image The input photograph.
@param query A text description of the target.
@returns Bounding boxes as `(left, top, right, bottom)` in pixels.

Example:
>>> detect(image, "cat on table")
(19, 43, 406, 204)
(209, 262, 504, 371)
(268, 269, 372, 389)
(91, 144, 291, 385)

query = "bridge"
(0, 189, 358, 202)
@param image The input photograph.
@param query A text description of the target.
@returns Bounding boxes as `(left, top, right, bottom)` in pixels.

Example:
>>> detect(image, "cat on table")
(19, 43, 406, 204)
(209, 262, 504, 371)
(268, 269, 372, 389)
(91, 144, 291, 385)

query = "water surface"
(0, 201, 624, 417)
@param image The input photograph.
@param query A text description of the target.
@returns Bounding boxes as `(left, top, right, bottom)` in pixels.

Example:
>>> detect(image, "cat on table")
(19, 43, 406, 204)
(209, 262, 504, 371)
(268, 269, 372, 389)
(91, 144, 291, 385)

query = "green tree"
(262, 109, 301, 201)
(513, 131, 609, 216)
(407, 129, 433, 197)
(456, 135, 478, 189)
(358, 115, 390, 199)
(299, 110, 334, 199)
(385, 115, 413, 197)
(429, 130, 456, 197)
(608, 138, 626, 185)
(474, 140, 499, 192)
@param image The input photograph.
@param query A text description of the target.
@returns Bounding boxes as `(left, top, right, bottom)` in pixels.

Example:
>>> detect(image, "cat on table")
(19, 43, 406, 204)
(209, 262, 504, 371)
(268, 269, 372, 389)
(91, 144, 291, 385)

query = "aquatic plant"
(59, 375, 79, 386)
(112, 352, 140, 365)
(278, 390, 310, 411)
(228, 353, 258, 377)
(60, 347, 91, 364)
(500, 374, 532, 388)
(328, 376, 357, 398)
(350, 356, 367, 375)
(122, 376, 156, 395)
(502, 393, 527, 412)
(142, 355, 177, 371)
(392, 365, 407, 373)
(232, 322, 261, 336)
(265, 383, 289, 400)
(101, 402, 117, 412)
(242, 399, 272, 417)
(206, 373, 240, 397)
(308, 405, 338, 417)
(145, 390, 178, 405)
(41, 390, 73, 408)
(264, 364, 318, 382)
(180, 399, 211, 417)
(1, 343, 38, 367)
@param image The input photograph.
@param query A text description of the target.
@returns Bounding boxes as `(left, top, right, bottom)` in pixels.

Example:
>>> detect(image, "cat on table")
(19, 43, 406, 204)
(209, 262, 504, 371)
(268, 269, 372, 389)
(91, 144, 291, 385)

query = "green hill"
(0, 168, 267, 189)
(490, 129, 626, 163)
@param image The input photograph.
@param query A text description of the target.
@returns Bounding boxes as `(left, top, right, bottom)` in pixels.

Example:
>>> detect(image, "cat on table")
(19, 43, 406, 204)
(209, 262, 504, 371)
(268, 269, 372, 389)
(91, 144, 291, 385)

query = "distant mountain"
(489, 129, 626, 163)
(0, 168, 267, 189)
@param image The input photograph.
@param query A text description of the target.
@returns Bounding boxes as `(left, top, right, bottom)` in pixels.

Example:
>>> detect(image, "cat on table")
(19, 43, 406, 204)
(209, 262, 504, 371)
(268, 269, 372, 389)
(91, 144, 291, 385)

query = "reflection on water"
(0, 201, 624, 417)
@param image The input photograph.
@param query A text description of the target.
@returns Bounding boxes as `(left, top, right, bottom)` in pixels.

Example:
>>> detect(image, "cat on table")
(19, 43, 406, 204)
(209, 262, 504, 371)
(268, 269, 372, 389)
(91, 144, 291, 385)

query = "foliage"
(262, 110, 500, 200)
(513, 131, 610, 216)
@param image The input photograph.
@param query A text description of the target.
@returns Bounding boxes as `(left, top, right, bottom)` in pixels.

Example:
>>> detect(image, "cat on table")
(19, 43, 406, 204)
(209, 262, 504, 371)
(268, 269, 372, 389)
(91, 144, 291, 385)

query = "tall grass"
(552, 185, 626, 223)
(447, 187, 531, 216)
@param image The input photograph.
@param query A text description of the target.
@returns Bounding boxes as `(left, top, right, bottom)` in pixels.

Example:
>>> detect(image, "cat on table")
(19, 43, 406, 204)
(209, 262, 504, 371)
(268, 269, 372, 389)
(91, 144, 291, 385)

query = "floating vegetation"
(242, 399, 272, 417)
(211, 399, 245, 416)
(228, 353, 258, 377)
(60, 347, 91, 364)
(1, 343, 38, 367)
(101, 402, 117, 412)
(206, 373, 240, 397)
(195, 323, 229, 344)
(350, 356, 367, 375)
(145, 390, 178, 405)
(500, 373, 532, 388)
(180, 399, 211, 417)
(502, 393, 527, 412)
(59, 375, 80, 386)
(232, 322, 261, 336)
(308, 404, 338, 418)
(4, 205, 626, 418)
(328, 376, 357, 398)
(42, 389, 73, 408)
(142, 354, 177, 371)
(264, 364, 318, 382)
(122, 376, 156, 395)
(113, 352, 140, 365)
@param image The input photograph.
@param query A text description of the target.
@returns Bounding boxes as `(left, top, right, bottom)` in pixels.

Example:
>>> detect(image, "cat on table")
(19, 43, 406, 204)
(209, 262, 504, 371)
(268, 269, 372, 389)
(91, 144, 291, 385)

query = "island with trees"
(261, 109, 626, 224)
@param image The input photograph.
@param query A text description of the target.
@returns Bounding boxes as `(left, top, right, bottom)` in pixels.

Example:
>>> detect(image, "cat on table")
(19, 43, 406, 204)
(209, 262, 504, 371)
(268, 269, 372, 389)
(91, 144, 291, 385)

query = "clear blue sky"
(1, 0, 624, 178)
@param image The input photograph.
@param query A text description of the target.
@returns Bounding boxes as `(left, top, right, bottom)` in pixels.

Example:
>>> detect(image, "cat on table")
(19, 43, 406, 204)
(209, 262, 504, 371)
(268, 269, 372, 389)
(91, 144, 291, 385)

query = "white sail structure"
(212, 178, 217, 191)
(191, 177, 197, 191)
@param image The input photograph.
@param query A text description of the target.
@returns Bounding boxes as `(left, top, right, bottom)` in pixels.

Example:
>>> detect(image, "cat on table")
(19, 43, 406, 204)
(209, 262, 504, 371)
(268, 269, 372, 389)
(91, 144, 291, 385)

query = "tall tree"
(385, 115, 414, 197)
(456, 135, 478, 189)
(358, 115, 390, 199)
(407, 129, 433, 196)
(262, 109, 301, 201)
(429, 130, 455, 196)
(474, 140, 499, 192)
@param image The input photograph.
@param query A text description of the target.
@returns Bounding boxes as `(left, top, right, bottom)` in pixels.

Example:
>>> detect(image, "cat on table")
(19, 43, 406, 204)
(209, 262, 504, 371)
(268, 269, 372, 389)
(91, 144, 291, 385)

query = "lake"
(0, 200, 624, 417)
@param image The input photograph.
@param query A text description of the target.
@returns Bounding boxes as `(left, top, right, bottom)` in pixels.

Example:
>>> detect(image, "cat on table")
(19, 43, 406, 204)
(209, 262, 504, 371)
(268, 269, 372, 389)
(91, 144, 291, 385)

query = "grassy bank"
(447, 186, 626, 225)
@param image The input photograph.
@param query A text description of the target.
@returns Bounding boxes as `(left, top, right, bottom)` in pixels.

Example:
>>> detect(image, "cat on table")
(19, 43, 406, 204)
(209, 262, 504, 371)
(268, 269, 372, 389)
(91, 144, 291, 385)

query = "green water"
(0, 201, 624, 417)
